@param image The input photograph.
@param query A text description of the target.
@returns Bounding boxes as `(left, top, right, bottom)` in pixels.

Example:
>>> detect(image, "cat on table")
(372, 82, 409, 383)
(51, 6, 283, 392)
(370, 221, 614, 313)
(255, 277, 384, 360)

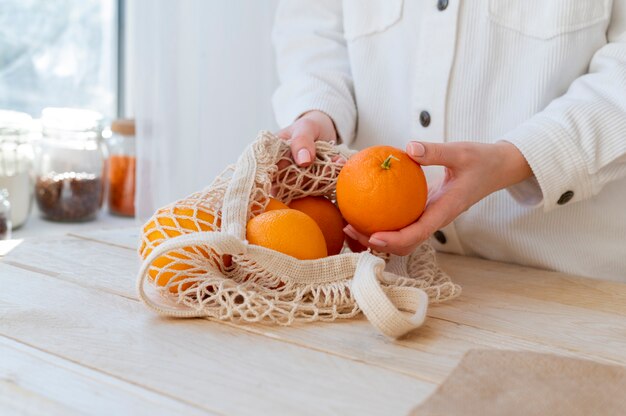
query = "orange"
(140, 206, 224, 293)
(346, 236, 367, 253)
(288, 196, 345, 256)
(336, 145, 427, 235)
(264, 197, 289, 212)
(246, 209, 327, 260)
(139, 206, 219, 258)
(149, 252, 201, 293)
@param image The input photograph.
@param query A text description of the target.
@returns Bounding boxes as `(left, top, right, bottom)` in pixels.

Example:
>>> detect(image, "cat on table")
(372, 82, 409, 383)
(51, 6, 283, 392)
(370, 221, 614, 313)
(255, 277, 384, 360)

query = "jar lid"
(110, 119, 135, 136)
(0, 110, 32, 137)
(41, 107, 103, 133)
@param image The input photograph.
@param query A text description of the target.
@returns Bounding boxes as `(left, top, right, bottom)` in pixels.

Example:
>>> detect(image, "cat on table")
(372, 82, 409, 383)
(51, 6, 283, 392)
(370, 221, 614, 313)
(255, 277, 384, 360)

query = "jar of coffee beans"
(35, 108, 106, 222)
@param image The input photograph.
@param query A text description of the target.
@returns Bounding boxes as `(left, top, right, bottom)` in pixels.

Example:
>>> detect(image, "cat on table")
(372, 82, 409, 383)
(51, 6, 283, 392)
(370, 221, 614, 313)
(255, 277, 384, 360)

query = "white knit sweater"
(272, 0, 626, 281)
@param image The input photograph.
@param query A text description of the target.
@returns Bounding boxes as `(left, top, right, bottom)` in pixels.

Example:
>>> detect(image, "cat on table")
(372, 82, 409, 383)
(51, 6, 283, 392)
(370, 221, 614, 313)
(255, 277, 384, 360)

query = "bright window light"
(0, 0, 118, 118)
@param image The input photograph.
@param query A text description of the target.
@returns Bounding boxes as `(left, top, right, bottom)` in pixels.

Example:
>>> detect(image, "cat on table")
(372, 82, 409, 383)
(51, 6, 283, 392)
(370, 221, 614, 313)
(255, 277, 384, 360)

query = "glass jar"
(0, 110, 34, 229)
(106, 119, 136, 217)
(34, 108, 106, 222)
(0, 188, 11, 240)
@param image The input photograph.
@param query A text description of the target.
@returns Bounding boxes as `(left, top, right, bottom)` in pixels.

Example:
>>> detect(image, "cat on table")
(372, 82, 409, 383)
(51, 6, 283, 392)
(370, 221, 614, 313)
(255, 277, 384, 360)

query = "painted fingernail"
(343, 226, 358, 240)
(408, 142, 425, 157)
(369, 237, 388, 247)
(296, 148, 311, 164)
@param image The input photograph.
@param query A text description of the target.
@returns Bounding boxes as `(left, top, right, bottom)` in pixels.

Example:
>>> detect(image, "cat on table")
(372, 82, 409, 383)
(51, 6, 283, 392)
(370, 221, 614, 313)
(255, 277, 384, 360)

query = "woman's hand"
(343, 141, 533, 256)
(277, 110, 338, 167)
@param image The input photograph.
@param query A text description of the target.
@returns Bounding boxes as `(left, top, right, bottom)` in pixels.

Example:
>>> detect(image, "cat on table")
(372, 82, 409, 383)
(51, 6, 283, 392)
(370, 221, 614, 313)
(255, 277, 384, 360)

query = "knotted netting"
(137, 131, 461, 338)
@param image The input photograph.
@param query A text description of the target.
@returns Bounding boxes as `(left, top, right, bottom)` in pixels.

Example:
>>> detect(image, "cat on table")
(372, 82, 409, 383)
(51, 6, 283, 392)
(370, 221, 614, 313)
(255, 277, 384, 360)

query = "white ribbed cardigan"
(272, 0, 626, 281)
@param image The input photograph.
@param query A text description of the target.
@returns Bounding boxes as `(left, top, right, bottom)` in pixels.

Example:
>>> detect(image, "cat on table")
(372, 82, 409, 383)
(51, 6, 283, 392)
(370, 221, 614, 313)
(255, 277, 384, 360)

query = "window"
(0, 0, 118, 119)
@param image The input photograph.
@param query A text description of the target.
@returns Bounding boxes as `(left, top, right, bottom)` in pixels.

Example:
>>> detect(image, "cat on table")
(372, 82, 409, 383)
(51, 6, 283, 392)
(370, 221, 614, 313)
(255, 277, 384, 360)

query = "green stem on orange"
(381, 154, 400, 170)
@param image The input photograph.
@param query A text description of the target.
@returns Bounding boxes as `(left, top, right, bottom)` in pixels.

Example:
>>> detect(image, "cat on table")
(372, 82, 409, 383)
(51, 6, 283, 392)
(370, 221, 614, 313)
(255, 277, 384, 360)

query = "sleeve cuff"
(502, 116, 593, 212)
(272, 77, 357, 145)
(505, 175, 543, 208)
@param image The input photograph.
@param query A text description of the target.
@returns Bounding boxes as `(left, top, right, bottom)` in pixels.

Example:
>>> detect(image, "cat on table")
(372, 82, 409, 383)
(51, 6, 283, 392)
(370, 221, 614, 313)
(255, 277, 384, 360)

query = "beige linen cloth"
(411, 349, 626, 416)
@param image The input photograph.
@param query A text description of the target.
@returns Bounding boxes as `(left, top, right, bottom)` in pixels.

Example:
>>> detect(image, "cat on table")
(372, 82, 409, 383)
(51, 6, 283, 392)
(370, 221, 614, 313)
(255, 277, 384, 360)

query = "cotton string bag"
(136, 131, 461, 338)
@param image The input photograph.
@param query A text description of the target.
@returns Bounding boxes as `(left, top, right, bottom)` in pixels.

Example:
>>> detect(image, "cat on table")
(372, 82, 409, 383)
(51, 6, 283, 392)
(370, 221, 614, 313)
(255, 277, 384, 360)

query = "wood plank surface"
(4, 235, 138, 299)
(0, 378, 80, 416)
(4, 227, 626, 415)
(69, 227, 140, 251)
(70, 227, 626, 312)
(428, 285, 626, 363)
(6, 231, 625, 376)
(0, 336, 210, 416)
(439, 253, 626, 314)
(0, 263, 435, 416)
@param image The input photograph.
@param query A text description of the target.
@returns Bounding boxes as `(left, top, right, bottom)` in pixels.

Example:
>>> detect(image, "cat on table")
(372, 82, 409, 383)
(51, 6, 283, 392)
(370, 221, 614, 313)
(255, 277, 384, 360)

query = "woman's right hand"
(277, 110, 338, 167)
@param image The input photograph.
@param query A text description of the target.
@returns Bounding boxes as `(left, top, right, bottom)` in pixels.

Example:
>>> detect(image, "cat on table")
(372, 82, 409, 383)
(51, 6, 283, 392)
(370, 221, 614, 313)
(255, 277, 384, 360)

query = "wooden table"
(1, 227, 625, 415)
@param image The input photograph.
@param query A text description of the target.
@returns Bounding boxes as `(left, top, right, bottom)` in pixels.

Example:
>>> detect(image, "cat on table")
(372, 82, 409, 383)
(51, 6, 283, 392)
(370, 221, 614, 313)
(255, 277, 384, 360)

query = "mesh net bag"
(137, 131, 461, 338)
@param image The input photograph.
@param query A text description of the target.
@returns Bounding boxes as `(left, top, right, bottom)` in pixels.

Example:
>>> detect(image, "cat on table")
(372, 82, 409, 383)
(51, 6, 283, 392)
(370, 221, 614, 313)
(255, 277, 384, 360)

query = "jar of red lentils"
(106, 119, 136, 217)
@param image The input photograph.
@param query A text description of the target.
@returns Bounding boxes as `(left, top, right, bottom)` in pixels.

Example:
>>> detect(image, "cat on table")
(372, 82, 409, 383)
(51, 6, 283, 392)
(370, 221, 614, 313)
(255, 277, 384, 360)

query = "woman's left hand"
(343, 140, 533, 256)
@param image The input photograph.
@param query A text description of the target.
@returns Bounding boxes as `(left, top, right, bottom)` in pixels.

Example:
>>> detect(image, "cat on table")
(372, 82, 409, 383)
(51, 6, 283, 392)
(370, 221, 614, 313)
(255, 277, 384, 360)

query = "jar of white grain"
(0, 110, 34, 229)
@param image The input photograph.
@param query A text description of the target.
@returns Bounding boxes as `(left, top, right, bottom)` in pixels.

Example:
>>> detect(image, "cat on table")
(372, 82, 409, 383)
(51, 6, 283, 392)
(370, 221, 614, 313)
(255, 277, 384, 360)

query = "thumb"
(407, 141, 458, 167)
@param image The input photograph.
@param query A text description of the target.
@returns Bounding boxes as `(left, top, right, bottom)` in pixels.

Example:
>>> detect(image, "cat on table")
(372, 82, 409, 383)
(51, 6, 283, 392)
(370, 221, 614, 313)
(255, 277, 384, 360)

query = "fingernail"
(369, 237, 387, 247)
(408, 142, 425, 157)
(343, 226, 358, 240)
(296, 148, 311, 164)
(336, 156, 347, 165)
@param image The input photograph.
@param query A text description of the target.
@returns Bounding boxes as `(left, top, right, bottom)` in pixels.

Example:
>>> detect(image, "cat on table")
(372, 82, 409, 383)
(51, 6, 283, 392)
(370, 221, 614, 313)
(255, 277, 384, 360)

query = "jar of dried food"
(106, 119, 136, 217)
(0, 188, 11, 240)
(0, 110, 34, 229)
(35, 108, 106, 222)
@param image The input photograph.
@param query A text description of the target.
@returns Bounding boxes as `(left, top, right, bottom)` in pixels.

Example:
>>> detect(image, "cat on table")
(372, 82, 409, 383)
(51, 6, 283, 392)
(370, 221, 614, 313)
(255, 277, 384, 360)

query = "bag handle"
(137, 231, 246, 317)
(137, 235, 429, 338)
(352, 254, 429, 338)
(220, 131, 283, 239)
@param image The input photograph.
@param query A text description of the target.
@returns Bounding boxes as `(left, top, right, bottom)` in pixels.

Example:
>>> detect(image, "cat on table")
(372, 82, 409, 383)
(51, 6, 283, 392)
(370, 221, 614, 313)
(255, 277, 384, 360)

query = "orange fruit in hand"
(246, 209, 328, 260)
(264, 197, 289, 212)
(288, 196, 345, 256)
(336, 145, 427, 235)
